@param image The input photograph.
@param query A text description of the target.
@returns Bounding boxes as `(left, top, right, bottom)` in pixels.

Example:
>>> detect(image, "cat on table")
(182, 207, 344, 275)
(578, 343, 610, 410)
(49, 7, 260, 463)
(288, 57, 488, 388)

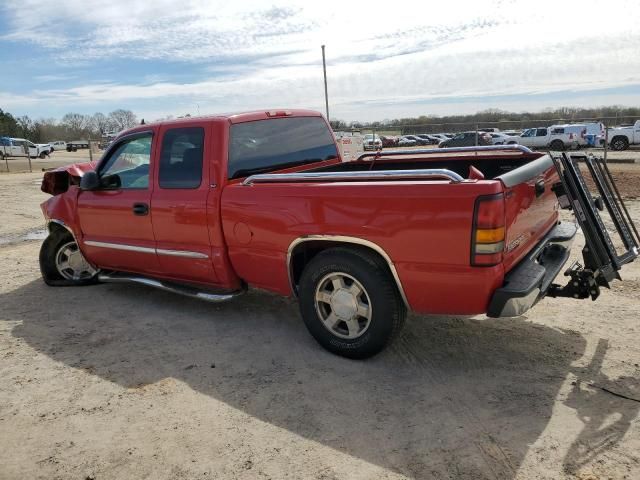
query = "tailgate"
(497, 154, 560, 272)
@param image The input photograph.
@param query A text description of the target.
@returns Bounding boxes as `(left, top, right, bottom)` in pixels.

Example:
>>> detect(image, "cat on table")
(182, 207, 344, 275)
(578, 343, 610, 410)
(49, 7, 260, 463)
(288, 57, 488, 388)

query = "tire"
(550, 140, 565, 151)
(39, 151, 47, 159)
(507, 141, 517, 145)
(39, 230, 98, 286)
(298, 247, 406, 359)
(611, 136, 629, 151)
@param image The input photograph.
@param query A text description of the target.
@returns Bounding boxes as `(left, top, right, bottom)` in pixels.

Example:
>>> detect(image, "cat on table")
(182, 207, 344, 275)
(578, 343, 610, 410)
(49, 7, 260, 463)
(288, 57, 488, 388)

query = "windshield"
(228, 116, 338, 179)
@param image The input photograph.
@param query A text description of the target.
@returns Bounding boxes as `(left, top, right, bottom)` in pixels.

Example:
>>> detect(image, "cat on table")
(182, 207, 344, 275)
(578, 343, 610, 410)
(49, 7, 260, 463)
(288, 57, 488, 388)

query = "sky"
(1, 0, 639, 123)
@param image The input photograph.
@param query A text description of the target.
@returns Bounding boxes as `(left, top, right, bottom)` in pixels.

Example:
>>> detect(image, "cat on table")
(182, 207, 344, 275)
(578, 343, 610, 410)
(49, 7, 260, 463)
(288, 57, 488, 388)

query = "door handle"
(132, 202, 149, 216)
(535, 179, 545, 198)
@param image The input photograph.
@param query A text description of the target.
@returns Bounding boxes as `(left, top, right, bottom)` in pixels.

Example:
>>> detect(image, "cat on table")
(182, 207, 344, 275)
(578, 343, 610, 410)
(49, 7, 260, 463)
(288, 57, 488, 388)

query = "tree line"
(0, 109, 138, 143)
(330, 105, 640, 132)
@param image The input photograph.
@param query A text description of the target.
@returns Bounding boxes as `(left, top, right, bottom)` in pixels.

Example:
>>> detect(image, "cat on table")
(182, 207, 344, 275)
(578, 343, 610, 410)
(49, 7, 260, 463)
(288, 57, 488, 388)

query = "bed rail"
(242, 169, 464, 186)
(355, 144, 534, 161)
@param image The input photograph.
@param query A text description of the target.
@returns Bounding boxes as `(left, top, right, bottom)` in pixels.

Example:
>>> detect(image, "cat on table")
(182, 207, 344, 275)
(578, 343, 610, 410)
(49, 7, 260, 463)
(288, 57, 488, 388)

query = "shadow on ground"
(3, 279, 637, 479)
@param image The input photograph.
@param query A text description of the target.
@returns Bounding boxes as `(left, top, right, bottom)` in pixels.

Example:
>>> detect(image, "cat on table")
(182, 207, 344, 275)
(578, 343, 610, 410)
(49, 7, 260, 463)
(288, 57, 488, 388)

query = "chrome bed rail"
(242, 169, 464, 186)
(356, 144, 534, 161)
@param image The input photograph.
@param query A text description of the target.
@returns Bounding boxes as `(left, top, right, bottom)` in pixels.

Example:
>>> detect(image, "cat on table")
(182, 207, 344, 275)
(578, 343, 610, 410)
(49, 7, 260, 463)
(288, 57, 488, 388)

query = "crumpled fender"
(41, 186, 82, 239)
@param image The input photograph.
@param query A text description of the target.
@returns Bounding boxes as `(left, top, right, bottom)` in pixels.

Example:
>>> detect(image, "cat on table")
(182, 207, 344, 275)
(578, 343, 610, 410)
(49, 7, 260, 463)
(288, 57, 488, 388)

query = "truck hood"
(41, 161, 97, 195)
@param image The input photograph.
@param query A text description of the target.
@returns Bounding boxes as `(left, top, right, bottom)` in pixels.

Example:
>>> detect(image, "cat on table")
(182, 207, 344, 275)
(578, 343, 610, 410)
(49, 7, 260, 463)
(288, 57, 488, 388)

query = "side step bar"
(98, 273, 245, 303)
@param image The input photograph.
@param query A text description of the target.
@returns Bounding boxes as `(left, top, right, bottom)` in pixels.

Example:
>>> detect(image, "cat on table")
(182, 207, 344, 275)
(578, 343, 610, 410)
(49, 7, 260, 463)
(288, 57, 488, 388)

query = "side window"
(99, 133, 152, 189)
(158, 127, 204, 189)
(536, 128, 548, 137)
(552, 128, 564, 134)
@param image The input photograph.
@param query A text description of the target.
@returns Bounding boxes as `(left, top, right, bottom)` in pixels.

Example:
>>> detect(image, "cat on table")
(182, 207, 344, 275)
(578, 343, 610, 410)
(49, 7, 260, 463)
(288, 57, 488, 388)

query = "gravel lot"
(1, 162, 640, 479)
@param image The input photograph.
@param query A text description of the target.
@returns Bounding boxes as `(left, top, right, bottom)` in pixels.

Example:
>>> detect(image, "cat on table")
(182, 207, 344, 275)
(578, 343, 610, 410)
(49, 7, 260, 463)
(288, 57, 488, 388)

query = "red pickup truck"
(39, 109, 639, 358)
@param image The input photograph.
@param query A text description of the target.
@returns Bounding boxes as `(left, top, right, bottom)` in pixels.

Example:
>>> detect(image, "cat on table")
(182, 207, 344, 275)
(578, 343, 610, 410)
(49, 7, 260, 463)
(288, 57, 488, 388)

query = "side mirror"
(80, 171, 100, 190)
(100, 173, 121, 189)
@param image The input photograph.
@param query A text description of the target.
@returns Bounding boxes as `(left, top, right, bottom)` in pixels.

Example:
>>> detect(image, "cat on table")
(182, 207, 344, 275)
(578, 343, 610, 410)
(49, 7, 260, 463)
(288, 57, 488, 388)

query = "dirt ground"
(1, 165, 640, 480)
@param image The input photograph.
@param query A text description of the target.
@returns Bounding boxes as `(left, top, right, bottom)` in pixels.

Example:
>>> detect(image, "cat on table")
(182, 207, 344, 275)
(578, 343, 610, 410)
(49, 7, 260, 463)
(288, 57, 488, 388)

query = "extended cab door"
(150, 123, 219, 284)
(77, 131, 162, 274)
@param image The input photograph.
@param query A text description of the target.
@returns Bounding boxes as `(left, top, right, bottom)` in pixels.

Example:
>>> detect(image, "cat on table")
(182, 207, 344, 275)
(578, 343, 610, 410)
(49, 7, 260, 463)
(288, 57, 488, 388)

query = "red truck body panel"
(40, 109, 561, 316)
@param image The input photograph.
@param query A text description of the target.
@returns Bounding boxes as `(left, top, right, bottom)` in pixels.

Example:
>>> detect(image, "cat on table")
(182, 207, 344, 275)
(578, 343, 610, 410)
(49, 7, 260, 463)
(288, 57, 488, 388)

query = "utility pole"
(321, 45, 329, 121)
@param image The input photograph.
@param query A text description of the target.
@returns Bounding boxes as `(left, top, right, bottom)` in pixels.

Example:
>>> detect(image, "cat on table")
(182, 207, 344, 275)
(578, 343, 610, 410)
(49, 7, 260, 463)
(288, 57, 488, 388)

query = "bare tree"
(90, 112, 112, 136)
(15, 115, 33, 138)
(61, 113, 90, 132)
(108, 109, 137, 132)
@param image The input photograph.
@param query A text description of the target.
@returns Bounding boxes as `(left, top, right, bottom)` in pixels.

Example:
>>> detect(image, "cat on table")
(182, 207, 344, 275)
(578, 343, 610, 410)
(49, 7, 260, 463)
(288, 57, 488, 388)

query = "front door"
(77, 131, 162, 275)
(151, 123, 218, 284)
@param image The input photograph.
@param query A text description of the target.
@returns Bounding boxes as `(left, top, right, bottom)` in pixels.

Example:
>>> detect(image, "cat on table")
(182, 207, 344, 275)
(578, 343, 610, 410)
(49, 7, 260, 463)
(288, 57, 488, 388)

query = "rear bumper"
(487, 222, 578, 317)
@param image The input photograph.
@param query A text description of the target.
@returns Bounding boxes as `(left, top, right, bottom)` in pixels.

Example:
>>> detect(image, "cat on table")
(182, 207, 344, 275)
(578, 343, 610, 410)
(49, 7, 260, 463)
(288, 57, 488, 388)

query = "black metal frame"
(548, 152, 639, 300)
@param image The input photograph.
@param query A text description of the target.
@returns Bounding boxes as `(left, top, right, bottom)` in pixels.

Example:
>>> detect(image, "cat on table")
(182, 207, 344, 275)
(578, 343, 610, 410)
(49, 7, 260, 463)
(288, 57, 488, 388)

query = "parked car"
(38, 109, 637, 359)
(414, 134, 440, 145)
(517, 127, 578, 151)
(438, 131, 492, 148)
(428, 134, 448, 143)
(49, 141, 67, 151)
(397, 137, 417, 147)
(488, 133, 520, 145)
(402, 135, 430, 146)
(363, 134, 382, 150)
(380, 135, 398, 148)
(601, 120, 640, 151)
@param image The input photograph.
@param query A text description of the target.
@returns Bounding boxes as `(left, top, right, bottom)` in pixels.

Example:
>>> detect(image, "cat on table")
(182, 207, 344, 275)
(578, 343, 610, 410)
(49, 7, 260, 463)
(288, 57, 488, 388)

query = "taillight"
(472, 193, 505, 266)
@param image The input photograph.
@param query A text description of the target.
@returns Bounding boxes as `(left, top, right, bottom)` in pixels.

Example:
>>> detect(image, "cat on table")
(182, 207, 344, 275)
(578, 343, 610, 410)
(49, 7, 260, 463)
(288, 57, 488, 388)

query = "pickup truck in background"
(0, 137, 51, 159)
(517, 127, 579, 151)
(604, 120, 640, 151)
(38, 110, 639, 358)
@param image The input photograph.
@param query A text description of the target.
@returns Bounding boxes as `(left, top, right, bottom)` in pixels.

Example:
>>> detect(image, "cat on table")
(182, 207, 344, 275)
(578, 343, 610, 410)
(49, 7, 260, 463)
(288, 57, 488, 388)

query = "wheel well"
(47, 220, 74, 238)
(611, 135, 628, 143)
(288, 239, 408, 305)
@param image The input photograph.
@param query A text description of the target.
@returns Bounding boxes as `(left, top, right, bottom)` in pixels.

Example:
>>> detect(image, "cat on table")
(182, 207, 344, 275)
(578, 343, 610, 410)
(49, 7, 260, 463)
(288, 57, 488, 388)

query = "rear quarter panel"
(221, 180, 505, 315)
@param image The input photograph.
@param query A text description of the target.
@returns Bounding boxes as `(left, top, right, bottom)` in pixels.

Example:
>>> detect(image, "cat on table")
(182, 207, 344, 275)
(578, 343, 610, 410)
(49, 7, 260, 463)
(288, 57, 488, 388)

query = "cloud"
(1, 0, 639, 120)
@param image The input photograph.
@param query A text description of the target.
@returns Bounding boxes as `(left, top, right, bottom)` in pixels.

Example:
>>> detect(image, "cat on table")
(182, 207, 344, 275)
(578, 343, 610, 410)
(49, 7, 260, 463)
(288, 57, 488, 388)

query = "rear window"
(228, 117, 338, 179)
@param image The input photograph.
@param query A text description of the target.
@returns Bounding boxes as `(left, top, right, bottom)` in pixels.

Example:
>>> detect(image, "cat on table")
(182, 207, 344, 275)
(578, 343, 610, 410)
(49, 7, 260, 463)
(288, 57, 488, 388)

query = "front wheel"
(298, 247, 406, 359)
(39, 231, 98, 286)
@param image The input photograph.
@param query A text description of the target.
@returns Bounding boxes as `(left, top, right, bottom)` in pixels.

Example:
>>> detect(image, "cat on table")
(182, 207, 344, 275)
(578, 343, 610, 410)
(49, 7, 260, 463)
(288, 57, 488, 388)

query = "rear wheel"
(611, 136, 629, 151)
(39, 230, 98, 286)
(298, 247, 406, 359)
(550, 140, 565, 151)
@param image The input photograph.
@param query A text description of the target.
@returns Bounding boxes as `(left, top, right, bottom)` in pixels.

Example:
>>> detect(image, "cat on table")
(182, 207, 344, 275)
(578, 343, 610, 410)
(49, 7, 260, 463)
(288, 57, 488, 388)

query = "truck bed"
(308, 149, 545, 183)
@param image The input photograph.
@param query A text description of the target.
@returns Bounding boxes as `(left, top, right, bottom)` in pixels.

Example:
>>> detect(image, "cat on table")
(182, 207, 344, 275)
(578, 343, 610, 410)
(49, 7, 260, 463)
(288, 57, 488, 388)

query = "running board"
(98, 273, 245, 303)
